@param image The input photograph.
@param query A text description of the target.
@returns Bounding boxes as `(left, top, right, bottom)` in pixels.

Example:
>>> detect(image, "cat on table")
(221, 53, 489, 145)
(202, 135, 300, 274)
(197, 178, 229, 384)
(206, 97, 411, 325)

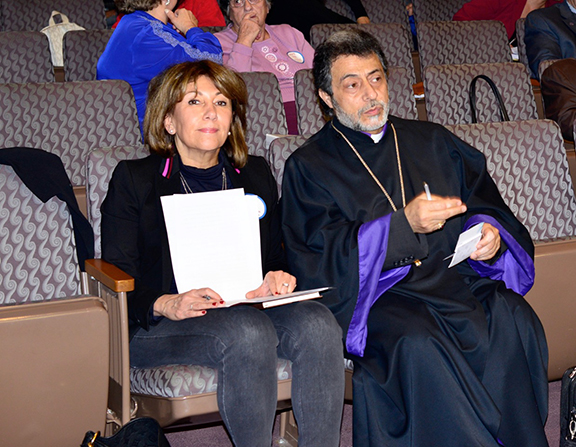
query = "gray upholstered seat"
(240, 71, 288, 159)
(0, 0, 106, 31)
(0, 80, 141, 188)
(63, 29, 113, 81)
(412, 0, 470, 22)
(445, 119, 576, 379)
(423, 62, 537, 125)
(516, 18, 530, 71)
(310, 23, 416, 84)
(416, 20, 511, 72)
(0, 158, 109, 445)
(268, 135, 310, 195)
(0, 31, 54, 83)
(294, 66, 417, 135)
(361, 0, 409, 24)
(324, 0, 356, 21)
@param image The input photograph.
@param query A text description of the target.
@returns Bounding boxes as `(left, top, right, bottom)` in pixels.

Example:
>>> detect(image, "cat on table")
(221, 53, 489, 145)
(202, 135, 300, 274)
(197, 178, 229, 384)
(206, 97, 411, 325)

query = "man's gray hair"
(313, 28, 388, 116)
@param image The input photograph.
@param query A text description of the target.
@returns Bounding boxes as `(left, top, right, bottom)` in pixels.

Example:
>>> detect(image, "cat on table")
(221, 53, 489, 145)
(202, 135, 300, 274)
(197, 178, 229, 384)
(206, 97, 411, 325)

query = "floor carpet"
(165, 380, 561, 446)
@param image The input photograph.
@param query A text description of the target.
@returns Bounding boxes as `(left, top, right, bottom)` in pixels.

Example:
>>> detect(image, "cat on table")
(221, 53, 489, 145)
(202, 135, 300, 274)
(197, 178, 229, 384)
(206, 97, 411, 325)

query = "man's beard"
(332, 97, 389, 133)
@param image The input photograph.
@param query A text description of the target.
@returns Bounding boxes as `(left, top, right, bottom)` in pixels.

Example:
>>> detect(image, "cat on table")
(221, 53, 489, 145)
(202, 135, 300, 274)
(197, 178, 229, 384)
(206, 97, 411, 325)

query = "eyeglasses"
(229, 0, 263, 8)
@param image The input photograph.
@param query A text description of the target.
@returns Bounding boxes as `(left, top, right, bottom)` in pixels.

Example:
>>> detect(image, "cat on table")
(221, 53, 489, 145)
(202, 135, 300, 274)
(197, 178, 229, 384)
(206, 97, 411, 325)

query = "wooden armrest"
(85, 259, 134, 293)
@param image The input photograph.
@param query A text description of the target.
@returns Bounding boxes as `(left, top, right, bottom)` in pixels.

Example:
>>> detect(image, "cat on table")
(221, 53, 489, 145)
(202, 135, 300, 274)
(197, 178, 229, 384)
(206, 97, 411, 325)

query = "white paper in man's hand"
(161, 189, 263, 301)
(447, 222, 484, 268)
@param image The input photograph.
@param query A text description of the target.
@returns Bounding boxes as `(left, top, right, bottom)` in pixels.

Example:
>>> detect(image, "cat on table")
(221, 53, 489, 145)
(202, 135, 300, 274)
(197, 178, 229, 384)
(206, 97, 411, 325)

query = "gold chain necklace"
(180, 167, 227, 194)
(331, 122, 406, 212)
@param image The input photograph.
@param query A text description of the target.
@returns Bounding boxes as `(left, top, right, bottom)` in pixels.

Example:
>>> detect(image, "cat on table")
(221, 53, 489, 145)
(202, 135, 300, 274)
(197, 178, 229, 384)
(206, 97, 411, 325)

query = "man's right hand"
(404, 192, 467, 233)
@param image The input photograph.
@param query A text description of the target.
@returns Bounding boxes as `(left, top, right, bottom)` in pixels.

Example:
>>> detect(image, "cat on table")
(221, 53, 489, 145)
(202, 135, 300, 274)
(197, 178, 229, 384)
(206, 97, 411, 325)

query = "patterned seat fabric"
(0, 0, 106, 31)
(423, 62, 537, 125)
(294, 66, 417, 136)
(240, 72, 287, 159)
(130, 359, 293, 398)
(63, 29, 113, 82)
(412, 0, 470, 22)
(0, 165, 81, 304)
(324, 0, 356, 21)
(516, 18, 530, 71)
(362, 0, 409, 24)
(0, 31, 54, 83)
(309, 23, 416, 84)
(0, 80, 141, 187)
(538, 58, 561, 82)
(268, 135, 310, 196)
(416, 20, 511, 72)
(86, 145, 149, 259)
(446, 120, 576, 240)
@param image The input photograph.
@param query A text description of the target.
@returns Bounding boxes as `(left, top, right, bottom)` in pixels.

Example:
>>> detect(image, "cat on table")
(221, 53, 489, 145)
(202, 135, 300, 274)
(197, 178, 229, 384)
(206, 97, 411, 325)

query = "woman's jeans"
(130, 301, 345, 447)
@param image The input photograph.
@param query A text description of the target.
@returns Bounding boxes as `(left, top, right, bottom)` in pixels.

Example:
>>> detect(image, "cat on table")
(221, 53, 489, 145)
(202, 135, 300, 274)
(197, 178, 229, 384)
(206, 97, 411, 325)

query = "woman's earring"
(165, 0, 170, 5)
(228, 131, 231, 136)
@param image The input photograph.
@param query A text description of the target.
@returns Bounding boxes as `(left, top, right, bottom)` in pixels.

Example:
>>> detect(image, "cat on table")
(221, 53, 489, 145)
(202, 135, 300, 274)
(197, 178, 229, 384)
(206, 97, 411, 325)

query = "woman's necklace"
(331, 121, 406, 212)
(179, 167, 227, 194)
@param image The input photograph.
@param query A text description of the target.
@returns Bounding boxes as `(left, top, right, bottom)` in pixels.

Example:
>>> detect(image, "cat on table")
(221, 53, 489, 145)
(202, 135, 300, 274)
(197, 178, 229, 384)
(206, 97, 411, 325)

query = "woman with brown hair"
(101, 60, 345, 447)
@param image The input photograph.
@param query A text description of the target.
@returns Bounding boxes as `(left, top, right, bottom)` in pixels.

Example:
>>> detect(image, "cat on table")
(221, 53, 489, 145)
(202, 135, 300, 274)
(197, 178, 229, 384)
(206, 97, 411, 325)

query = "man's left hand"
(470, 223, 501, 261)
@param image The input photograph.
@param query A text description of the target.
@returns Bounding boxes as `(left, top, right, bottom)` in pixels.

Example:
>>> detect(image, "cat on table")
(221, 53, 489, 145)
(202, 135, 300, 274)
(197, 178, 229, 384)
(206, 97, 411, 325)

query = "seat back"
(240, 72, 288, 159)
(0, 164, 82, 303)
(423, 62, 537, 125)
(268, 135, 310, 196)
(0, 31, 54, 83)
(515, 18, 530, 71)
(63, 29, 113, 81)
(361, 0, 409, 24)
(324, 0, 356, 20)
(0, 80, 141, 187)
(0, 0, 106, 31)
(416, 20, 511, 72)
(309, 23, 416, 84)
(412, 0, 470, 22)
(294, 67, 417, 135)
(446, 120, 576, 240)
(86, 145, 149, 259)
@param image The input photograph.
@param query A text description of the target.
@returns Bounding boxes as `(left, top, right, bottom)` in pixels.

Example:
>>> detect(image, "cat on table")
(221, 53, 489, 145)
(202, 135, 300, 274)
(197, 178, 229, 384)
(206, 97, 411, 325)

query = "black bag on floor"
(81, 417, 171, 447)
(561, 366, 576, 447)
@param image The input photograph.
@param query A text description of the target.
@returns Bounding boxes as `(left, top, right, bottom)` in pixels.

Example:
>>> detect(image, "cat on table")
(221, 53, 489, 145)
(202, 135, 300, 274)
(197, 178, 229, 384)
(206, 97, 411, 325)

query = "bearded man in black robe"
(281, 28, 549, 447)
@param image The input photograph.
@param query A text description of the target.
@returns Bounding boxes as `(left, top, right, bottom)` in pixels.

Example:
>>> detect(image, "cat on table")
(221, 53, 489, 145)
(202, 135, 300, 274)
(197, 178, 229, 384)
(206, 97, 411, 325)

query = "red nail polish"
(201, 310, 206, 315)
(212, 302, 217, 306)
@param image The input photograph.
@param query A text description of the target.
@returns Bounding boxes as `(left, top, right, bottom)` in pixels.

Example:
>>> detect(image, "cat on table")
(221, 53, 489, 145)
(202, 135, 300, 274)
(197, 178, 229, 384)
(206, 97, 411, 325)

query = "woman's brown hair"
(144, 60, 249, 168)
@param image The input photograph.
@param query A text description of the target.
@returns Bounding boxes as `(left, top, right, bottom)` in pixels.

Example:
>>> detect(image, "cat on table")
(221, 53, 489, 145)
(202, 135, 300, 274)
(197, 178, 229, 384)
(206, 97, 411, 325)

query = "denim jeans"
(130, 301, 345, 447)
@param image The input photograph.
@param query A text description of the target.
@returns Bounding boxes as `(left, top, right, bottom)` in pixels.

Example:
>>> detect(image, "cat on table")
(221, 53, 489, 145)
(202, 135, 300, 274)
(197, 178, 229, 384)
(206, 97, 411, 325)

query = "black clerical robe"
(281, 117, 548, 447)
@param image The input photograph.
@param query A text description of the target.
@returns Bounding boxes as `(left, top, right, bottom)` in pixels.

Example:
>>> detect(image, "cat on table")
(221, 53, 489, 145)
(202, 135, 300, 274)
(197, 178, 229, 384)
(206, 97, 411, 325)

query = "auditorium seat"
(0, 80, 141, 213)
(0, 31, 54, 83)
(361, 0, 409, 25)
(423, 62, 537, 125)
(0, 0, 106, 31)
(63, 29, 113, 81)
(0, 155, 109, 445)
(412, 0, 470, 22)
(240, 71, 288, 159)
(416, 20, 511, 72)
(446, 119, 576, 380)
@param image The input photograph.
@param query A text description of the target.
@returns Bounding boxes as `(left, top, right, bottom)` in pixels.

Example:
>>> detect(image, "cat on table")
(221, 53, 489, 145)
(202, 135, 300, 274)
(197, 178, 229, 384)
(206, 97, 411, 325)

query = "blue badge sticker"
(246, 193, 267, 219)
(287, 51, 305, 63)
